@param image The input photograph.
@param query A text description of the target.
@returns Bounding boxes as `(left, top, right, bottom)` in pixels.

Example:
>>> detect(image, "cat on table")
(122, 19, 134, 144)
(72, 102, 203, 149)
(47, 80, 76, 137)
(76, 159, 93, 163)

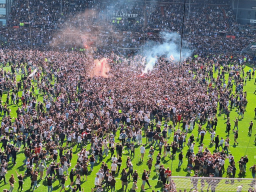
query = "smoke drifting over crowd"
(141, 32, 193, 73)
(50, 10, 117, 49)
(51, 0, 192, 77)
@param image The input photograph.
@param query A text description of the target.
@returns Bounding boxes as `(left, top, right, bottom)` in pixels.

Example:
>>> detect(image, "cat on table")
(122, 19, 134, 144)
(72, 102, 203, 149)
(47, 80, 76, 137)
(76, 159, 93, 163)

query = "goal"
(170, 176, 256, 192)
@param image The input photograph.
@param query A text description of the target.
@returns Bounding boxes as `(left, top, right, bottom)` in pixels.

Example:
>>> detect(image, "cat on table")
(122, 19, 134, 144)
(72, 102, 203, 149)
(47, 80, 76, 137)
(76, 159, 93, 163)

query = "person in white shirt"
(140, 145, 145, 162)
(97, 170, 104, 184)
(219, 137, 224, 149)
(94, 175, 100, 187)
(190, 142, 195, 152)
(83, 149, 89, 158)
(111, 156, 117, 163)
(237, 185, 243, 192)
(77, 135, 82, 149)
(198, 144, 203, 153)
(111, 162, 117, 175)
(210, 130, 215, 144)
(65, 134, 71, 146)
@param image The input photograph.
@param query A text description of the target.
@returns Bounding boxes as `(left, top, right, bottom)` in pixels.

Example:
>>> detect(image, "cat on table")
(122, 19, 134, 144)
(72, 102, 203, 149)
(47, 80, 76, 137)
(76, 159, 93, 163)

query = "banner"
(113, 13, 138, 18)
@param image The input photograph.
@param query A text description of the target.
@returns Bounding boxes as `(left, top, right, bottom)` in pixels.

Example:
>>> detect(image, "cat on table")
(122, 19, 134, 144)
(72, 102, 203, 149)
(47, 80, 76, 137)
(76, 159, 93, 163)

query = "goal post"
(169, 176, 256, 192)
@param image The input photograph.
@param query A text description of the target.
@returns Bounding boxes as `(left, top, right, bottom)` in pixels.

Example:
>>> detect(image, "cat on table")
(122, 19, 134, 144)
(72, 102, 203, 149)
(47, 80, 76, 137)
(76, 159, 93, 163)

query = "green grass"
(0, 64, 256, 192)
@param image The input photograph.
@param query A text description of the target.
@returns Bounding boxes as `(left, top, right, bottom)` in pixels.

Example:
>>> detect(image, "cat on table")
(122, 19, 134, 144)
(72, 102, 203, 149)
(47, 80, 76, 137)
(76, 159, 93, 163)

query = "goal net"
(170, 176, 256, 192)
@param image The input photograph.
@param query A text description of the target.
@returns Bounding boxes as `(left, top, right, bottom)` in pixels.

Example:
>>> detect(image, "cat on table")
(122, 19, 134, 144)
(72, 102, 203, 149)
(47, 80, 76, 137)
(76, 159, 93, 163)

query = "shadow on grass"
(154, 182, 163, 189)
(106, 158, 111, 163)
(162, 159, 170, 164)
(136, 161, 143, 166)
(53, 185, 61, 190)
(17, 165, 25, 172)
(176, 167, 181, 172)
(208, 143, 213, 148)
(238, 172, 246, 178)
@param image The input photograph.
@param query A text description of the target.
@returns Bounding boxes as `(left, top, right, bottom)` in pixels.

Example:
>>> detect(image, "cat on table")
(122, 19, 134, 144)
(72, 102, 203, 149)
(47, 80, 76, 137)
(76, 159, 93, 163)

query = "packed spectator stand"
(0, 0, 254, 58)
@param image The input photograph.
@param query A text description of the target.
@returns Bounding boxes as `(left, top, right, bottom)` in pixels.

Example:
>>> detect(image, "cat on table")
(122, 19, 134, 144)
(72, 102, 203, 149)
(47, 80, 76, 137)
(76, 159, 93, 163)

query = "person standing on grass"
(69, 169, 75, 187)
(224, 139, 230, 155)
(178, 152, 183, 167)
(15, 171, 24, 191)
(233, 118, 239, 131)
(8, 174, 15, 192)
(47, 176, 53, 192)
(60, 175, 67, 192)
(165, 167, 172, 184)
(214, 135, 219, 151)
(111, 161, 117, 176)
(75, 174, 82, 192)
(121, 169, 128, 192)
(32, 170, 38, 191)
(141, 169, 151, 191)
(199, 129, 206, 144)
(234, 130, 238, 145)
(127, 162, 133, 180)
(0, 165, 7, 184)
(38, 162, 45, 180)
(140, 145, 145, 162)
(248, 121, 253, 135)
(94, 175, 100, 188)
(110, 177, 116, 192)
(226, 120, 231, 135)
(130, 143, 135, 157)
(131, 180, 138, 192)
(250, 165, 256, 179)
(219, 137, 224, 150)
(90, 154, 95, 171)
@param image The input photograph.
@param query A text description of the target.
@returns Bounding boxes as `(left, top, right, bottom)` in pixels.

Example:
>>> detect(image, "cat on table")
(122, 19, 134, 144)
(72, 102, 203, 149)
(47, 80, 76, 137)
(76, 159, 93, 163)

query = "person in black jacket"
(215, 135, 220, 151)
(178, 152, 183, 167)
(121, 170, 128, 192)
(47, 176, 53, 192)
(59, 132, 65, 146)
(141, 169, 151, 191)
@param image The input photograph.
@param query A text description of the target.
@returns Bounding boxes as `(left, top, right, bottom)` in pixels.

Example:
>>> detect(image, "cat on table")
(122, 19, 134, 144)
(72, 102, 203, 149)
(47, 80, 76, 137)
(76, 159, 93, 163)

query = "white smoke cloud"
(141, 31, 193, 73)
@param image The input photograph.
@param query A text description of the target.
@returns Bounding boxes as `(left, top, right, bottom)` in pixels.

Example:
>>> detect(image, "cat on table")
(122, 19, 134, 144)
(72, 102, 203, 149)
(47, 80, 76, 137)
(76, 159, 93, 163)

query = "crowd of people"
(0, 0, 255, 192)
(0, 48, 255, 192)
(0, 0, 255, 58)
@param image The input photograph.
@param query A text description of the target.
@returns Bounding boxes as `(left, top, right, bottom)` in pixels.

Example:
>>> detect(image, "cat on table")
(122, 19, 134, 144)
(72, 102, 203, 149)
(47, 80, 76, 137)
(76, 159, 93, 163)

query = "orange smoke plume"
(92, 58, 110, 78)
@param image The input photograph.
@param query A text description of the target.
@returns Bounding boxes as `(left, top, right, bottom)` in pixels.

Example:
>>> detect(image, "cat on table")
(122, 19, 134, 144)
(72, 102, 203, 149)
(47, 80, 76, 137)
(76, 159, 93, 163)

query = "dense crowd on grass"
(0, 50, 255, 192)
